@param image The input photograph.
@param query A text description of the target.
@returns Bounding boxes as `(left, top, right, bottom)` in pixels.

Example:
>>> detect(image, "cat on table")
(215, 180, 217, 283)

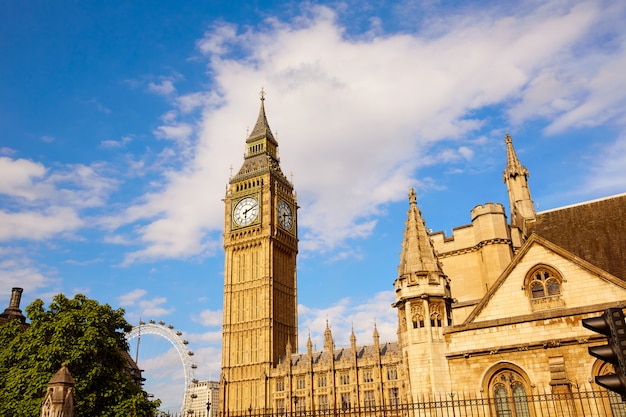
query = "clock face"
(233, 197, 259, 227)
(277, 200, 293, 230)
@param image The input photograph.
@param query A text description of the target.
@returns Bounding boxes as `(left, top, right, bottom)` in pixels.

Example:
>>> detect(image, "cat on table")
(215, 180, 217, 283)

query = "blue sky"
(2, 0, 626, 411)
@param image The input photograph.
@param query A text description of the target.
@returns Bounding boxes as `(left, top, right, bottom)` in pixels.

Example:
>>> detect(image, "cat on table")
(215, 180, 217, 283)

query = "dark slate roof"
(526, 193, 626, 281)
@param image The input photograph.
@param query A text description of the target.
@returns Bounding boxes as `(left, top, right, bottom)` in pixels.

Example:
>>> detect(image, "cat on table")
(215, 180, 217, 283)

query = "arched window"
(484, 365, 533, 417)
(594, 361, 626, 416)
(411, 305, 424, 329)
(525, 265, 563, 300)
(430, 303, 443, 327)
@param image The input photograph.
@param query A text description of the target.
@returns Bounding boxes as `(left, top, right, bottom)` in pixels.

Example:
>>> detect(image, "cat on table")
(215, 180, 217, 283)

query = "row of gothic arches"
(483, 361, 626, 417)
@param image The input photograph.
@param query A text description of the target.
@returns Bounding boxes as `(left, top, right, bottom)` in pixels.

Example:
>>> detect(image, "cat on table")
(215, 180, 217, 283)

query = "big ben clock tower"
(220, 91, 298, 413)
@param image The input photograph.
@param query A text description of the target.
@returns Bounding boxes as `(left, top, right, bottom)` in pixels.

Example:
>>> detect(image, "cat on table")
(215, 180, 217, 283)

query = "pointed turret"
(306, 333, 313, 356)
(323, 320, 334, 352)
(397, 188, 446, 283)
(285, 337, 293, 358)
(373, 323, 380, 352)
(503, 133, 535, 231)
(247, 88, 278, 146)
(231, 89, 285, 183)
(392, 187, 453, 395)
(350, 326, 357, 354)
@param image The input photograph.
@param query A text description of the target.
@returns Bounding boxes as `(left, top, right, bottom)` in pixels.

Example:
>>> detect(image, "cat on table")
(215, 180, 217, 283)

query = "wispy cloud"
(103, 1, 626, 263)
(193, 309, 223, 327)
(299, 291, 397, 350)
(118, 289, 175, 322)
(0, 248, 60, 298)
(0, 156, 118, 241)
(100, 136, 133, 149)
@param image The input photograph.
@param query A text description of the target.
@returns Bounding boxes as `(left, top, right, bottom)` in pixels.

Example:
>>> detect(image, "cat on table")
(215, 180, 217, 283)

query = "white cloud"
(0, 248, 60, 299)
(148, 79, 176, 96)
(118, 288, 148, 306)
(298, 291, 397, 350)
(137, 347, 186, 411)
(0, 157, 47, 200)
(196, 22, 238, 55)
(100, 136, 133, 149)
(194, 309, 223, 327)
(580, 134, 626, 195)
(0, 208, 83, 240)
(153, 123, 193, 142)
(118, 289, 175, 322)
(0, 157, 117, 241)
(175, 92, 221, 114)
(80, 2, 626, 262)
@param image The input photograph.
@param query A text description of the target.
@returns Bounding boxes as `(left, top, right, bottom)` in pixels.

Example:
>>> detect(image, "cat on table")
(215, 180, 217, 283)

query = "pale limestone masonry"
(218, 97, 626, 415)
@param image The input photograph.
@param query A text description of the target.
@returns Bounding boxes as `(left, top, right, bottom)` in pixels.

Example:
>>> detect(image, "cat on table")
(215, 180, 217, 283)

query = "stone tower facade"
(40, 363, 75, 417)
(220, 91, 298, 413)
(392, 188, 452, 397)
(216, 100, 626, 415)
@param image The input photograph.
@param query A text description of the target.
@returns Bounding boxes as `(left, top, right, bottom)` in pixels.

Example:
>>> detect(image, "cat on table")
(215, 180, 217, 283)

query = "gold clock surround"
(232, 195, 259, 228)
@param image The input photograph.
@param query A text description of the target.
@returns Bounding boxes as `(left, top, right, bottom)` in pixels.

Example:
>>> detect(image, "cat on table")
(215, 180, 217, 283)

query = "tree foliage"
(0, 293, 159, 416)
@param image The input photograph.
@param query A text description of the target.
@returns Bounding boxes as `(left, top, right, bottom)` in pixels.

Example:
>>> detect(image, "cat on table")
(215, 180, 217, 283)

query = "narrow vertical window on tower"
(412, 305, 425, 329)
(340, 372, 350, 385)
(340, 393, 351, 410)
(388, 387, 400, 406)
(276, 399, 285, 414)
(363, 368, 373, 383)
(318, 395, 329, 411)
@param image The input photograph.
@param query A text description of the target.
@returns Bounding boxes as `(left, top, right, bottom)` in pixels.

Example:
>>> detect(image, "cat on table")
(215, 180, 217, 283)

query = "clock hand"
(243, 204, 257, 216)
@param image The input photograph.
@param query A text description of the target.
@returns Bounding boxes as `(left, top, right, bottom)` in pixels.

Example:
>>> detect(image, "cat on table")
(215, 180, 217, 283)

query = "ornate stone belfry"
(393, 187, 452, 395)
(503, 133, 535, 233)
(220, 90, 298, 413)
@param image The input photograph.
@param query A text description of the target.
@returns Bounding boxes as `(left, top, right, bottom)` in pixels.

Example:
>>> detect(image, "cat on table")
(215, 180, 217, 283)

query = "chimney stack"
(0, 287, 26, 324)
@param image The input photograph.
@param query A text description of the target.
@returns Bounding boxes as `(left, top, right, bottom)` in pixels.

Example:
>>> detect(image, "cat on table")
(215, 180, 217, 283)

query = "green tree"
(0, 293, 159, 416)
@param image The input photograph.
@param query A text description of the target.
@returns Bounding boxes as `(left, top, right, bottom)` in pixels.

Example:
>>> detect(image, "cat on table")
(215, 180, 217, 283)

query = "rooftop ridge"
(537, 192, 626, 215)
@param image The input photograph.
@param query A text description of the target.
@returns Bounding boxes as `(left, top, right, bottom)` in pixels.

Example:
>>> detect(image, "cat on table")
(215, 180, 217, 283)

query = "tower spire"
(397, 187, 445, 281)
(323, 320, 334, 352)
(229, 88, 288, 184)
(247, 88, 277, 145)
(503, 133, 535, 231)
(231, 89, 285, 183)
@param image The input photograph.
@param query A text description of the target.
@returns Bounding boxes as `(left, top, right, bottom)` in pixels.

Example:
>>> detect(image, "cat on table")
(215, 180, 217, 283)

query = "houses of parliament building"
(218, 93, 626, 415)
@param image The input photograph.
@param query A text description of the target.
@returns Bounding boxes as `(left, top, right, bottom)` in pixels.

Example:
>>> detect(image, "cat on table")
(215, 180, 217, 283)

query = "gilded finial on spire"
(260, 87, 266, 102)
(409, 187, 417, 204)
(505, 132, 512, 144)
